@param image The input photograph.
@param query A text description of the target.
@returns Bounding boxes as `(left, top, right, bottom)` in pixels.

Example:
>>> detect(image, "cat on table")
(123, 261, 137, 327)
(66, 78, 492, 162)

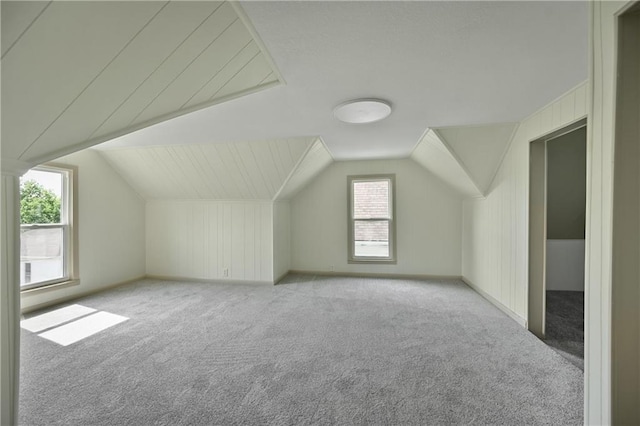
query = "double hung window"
(348, 175, 396, 263)
(20, 165, 76, 290)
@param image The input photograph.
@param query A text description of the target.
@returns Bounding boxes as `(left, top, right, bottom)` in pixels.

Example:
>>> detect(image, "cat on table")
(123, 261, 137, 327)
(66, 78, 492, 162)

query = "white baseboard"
(461, 276, 528, 328)
(288, 269, 461, 281)
(21, 275, 146, 314)
(145, 274, 274, 286)
(274, 271, 290, 285)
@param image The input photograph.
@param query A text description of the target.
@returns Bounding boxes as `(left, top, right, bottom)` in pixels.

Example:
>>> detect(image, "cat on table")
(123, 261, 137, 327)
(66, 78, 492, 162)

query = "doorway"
(528, 119, 587, 368)
(544, 126, 587, 369)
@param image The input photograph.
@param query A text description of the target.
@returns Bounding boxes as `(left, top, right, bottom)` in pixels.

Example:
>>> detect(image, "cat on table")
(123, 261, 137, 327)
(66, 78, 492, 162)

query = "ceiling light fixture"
(333, 98, 392, 124)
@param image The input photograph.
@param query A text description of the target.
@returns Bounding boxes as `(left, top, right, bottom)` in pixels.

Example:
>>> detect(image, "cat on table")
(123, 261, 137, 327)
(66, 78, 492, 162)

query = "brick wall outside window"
(353, 180, 389, 242)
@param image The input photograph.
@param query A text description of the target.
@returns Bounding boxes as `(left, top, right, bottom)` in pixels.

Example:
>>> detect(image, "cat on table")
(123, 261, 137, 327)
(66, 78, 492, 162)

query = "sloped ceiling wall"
(102, 126, 515, 202)
(98, 138, 319, 200)
(1, 1, 525, 204)
(1, 1, 281, 166)
(411, 124, 517, 198)
(411, 129, 482, 198)
(435, 123, 518, 195)
(275, 139, 333, 200)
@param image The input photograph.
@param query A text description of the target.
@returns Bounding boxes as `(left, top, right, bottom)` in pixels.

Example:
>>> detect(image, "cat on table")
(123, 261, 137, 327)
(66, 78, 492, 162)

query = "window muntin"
(348, 175, 396, 263)
(20, 165, 75, 290)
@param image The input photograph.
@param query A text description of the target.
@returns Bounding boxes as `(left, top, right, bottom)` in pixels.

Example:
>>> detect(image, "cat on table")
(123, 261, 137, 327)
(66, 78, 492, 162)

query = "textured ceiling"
(1, 1, 281, 165)
(100, 1, 588, 160)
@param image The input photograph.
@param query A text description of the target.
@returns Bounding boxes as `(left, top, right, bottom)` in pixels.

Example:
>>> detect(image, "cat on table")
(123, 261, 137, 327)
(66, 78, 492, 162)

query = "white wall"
(291, 159, 463, 276)
(21, 149, 146, 311)
(273, 200, 291, 282)
(146, 200, 273, 283)
(546, 126, 587, 240)
(461, 82, 588, 322)
(546, 240, 585, 291)
(545, 126, 586, 293)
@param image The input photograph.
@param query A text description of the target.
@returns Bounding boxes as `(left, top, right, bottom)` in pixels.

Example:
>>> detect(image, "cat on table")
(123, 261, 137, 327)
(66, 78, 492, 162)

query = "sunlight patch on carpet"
(38, 311, 128, 346)
(21, 304, 96, 332)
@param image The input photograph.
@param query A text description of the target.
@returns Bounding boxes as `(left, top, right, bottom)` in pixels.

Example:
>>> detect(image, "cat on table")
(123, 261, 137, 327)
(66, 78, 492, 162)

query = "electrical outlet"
(223, 268, 229, 277)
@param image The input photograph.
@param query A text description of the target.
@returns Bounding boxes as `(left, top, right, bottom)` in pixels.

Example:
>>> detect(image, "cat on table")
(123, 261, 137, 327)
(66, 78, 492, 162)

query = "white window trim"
(20, 163, 79, 292)
(347, 174, 397, 264)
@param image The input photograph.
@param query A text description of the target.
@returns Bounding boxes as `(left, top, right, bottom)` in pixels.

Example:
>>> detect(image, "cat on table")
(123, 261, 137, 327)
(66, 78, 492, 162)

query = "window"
(20, 165, 77, 290)
(348, 174, 396, 263)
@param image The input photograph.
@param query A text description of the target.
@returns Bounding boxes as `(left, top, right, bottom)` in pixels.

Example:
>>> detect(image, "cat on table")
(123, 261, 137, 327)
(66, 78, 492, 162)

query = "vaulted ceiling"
(1, 1, 281, 165)
(2, 1, 589, 200)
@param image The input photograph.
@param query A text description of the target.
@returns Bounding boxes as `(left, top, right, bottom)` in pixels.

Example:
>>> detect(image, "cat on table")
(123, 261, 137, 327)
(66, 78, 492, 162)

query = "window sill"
(348, 259, 397, 265)
(21, 279, 80, 294)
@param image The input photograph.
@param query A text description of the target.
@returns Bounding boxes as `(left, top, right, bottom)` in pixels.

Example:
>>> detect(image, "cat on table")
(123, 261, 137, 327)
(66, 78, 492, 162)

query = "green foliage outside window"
(20, 180, 61, 224)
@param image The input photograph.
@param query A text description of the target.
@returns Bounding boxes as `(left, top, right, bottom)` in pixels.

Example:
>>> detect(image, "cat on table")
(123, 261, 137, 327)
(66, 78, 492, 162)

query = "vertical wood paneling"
(217, 204, 224, 279)
(178, 204, 188, 276)
(254, 204, 262, 279)
(261, 203, 273, 279)
(146, 200, 273, 282)
(193, 202, 205, 278)
(273, 200, 291, 280)
(231, 204, 244, 279)
(0, 174, 21, 425)
(586, 4, 610, 422)
(245, 205, 255, 280)
(462, 81, 588, 321)
(539, 105, 553, 131)
(574, 84, 588, 118)
(208, 204, 218, 278)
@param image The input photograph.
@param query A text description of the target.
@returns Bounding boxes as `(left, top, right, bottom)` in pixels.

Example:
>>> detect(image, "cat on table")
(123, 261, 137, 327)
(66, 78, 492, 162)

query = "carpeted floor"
(545, 290, 584, 371)
(20, 275, 583, 425)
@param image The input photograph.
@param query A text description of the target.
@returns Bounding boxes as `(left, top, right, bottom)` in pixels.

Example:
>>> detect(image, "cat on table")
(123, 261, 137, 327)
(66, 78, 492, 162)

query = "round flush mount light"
(333, 98, 392, 124)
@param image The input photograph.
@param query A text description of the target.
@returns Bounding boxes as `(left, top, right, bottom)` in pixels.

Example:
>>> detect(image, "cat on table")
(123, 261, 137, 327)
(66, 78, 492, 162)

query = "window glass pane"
(353, 180, 389, 219)
(20, 227, 65, 287)
(20, 167, 69, 289)
(20, 170, 63, 224)
(354, 220, 389, 257)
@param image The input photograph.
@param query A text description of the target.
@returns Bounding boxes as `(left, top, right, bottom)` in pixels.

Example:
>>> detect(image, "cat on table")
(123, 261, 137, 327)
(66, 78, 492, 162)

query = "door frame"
(528, 118, 587, 339)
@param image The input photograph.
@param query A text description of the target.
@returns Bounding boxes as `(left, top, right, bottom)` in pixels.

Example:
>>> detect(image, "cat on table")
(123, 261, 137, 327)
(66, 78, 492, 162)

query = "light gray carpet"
(20, 275, 583, 425)
(545, 291, 584, 371)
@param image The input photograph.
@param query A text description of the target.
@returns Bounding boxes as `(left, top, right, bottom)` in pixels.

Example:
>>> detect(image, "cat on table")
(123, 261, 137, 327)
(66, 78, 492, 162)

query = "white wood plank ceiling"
(1, 1, 281, 165)
(99, 138, 318, 200)
(275, 139, 333, 200)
